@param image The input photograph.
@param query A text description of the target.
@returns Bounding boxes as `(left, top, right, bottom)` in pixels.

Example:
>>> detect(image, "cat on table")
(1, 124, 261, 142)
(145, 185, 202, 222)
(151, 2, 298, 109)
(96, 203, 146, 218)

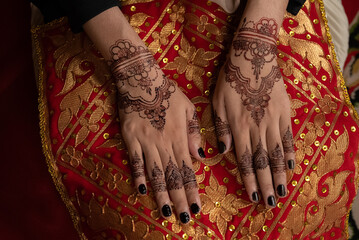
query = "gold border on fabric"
(31, 18, 88, 240)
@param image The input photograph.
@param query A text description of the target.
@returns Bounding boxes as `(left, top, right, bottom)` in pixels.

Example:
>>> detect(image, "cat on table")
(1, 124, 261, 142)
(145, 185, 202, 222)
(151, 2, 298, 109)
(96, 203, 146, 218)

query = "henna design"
(233, 18, 278, 80)
(239, 146, 254, 176)
(214, 112, 231, 137)
(188, 111, 200, 135)
(270, 144, 286, 173)
(226, 18, 282, 125)
(165, 157, 183, 191)
(253, 139, 269, 170)
(109, 39, 176, 131)
(181, 160, 197, 191)
(130, 151, 145, 178)
(282, 126, 295, 153)
(150, 162, 167, 193)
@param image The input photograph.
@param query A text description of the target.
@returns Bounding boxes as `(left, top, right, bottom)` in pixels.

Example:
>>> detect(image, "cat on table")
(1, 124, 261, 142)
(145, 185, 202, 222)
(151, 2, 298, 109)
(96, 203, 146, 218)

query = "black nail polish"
(277, 184, 286, 197)
(198, 148, 206, 158)
(218, 141, 226, 154)
(267, 195, 276, 207)
(162, 205, 172, 217)
(252, 192, 259, 202)
(180, 212, 190, 224)
(288, 159, 295, 170)
(138, 184, 147, 195)
(190, 203, 200, 214)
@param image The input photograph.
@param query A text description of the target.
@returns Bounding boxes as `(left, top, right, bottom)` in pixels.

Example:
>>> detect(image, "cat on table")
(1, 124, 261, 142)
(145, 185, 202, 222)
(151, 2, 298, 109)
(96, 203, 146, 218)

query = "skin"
(83, 7, 203, 223)
(213, 0, 296, 208)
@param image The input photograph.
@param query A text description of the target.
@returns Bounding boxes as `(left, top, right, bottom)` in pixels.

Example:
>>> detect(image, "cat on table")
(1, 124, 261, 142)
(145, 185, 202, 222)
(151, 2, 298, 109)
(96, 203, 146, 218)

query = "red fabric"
(0, 1, 78, 239)
(342, 0, 359, 24)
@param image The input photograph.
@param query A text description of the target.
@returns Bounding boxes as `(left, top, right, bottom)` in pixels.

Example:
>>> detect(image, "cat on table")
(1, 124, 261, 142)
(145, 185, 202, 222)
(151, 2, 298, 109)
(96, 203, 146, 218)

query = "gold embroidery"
(164, 35, 219, 92)
(148, 21, 175, 55)
(125, 13, 152, 33)
(98, 133, 125, 151)
(318, 94, 337, 114)
(200, 172, 251, 237)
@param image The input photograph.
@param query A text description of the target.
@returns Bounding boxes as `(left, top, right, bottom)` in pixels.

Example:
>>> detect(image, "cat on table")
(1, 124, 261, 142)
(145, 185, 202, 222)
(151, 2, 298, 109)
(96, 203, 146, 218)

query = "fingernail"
(252, 192, 259, 202)
(138, 184, 147, 195)
(162, 205, 172, 217)
(218, 141, 226, 154)
(190, 203, 200, 214)
(267, 195, 276, 207)
(277, 184, 286, 197)
(180, 212, 190, 224)
(288, 159, 295, 170)
(198, 148, 206, 158)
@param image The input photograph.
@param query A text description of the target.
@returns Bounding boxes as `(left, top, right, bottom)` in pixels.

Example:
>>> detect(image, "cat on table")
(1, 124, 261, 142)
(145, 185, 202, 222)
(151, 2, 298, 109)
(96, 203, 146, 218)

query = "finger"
(142, 146, 173, 219)
(161, 152, 191, 224)
(266, 126, 287, 198)
(212, 97, 232, 154)
(127, 142, 147, 195)
(172, 139, 201, 215)
(280, 122, 296, 171)
(252, 135, 276, 208)
(232, 129, 259, 203)
(186, 108, 206, 160)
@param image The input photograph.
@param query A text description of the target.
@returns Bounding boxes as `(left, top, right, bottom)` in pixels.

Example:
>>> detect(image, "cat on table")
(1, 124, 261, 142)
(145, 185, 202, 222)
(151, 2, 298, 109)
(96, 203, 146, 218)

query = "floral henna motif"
(188, 111, 200, 135)
(233, 18, 278, 80)
(181, 160, 197, 191)
(109, 39, 176, 131)
(270, 144, 286, 173)
(150, 162, 167, 193)
(227, 18, 282, 126)
(214, 112, 231, 137)
(282, 126, 295, 153)
(165, 157, 183, 191)
(253, 139, 269, 170)
(239, 146, 254, 176)
(130, 151, 145, 178)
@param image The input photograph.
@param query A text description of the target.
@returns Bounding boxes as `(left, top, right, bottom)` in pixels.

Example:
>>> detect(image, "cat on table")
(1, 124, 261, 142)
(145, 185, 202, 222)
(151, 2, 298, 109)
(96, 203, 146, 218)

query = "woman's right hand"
(110, 38, 205, 224)
(83, 7, 204, 224)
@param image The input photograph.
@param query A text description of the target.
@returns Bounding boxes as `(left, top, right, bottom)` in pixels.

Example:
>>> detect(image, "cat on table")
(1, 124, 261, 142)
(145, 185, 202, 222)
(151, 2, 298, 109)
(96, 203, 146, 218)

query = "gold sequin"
(248, 216, 253, 221)
(312, 164, 318, 170)
(206, 32, 211, 38)
(163, 58, 168, 63)
(93, 87, 99, 93)
(305, 176, 310, 181)
(173, 73, 179, 79)
(299, 187, 304, 193)
(166, 234, 172, 240)
(291, 201, 297, 206)
(322, 145, 328, 151)
(207, 231, 213, 237)
(310, 94, 315, 99)
(145, 22, 150, 27)
(196, 106, 202, 112)
(191, 37, 196, 42)
(334, 130, 339, 135)
(343, 111, 348, 117)
(122, 159, 128, 165)
(325, 121, 330, 126)
(126, 178, 132, 184)
(312, 206, 318, 212)
(220, 160, 226, 166)
(158, 48, 163, 53)
(301, 67, 306, 72)
(289, 31, 295, 36)
(277, 202, 283, 208)
(199, 184, 205, 189)
(296, 93, 301, 98)
(207, 1, 212, 6)
(187, 83, 192, 89)
(236, 189, 242, 195)
(306, 34, 311, 40)
(200, 128, 206, 133)
(300, 133, 305, 139)
(195, 213, 201, 219)
(314, 141, 320, 146)
(130, 6, 136, 11)
(313, 19, 319, 24)
(294, 79, 299, 84)
(103, 133, 109, 139)
(207, 148, 213, 154)
(304, 159, 309, 165)
(174, 45, 179, 51)
(229, 225, 235, 231)
(171, 29, 177, 34)
(204, 166, 210, 171)
(213, 18, 218, 24)
(182, 233, 188, 240)
(292, 180, 297, 186)
(223, 177, 229, 183)
(322, 187, 327, 193)
(209, 43, 214, 49)
(263, 225, 268, 232)
(103, 91, 109, 97)
(289, 19, 293, 24)
(294, 119, 300, 124)
(278, 53, 284, 58)
(315, 107, 320, 113)
(162, 220, 168, 227)
(205, 90, 210, 96)
(166, 8, 172, 13)
(321, 75, 327, 81)
(304, 108, 309, 113)
(351, 126, 357, 132)
(206, 72, 212, 77)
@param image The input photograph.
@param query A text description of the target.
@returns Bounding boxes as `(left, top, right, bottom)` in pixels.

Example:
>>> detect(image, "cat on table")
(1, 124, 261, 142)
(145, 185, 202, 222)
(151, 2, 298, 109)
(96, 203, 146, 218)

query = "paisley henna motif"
(130, 151, 145, 178)
(188, 111, 200, 135)
(165, 157, 183, 191)
(214, 112, 231, 137)
(239, 146, 254, 176)
(282, 126, 295, 153)
(150, 162, 167, 193)
(181, 160, 197, 191)
(253, 139, 269, 170)
(270, 144, 286, 173)
(109, 39, 176, 131)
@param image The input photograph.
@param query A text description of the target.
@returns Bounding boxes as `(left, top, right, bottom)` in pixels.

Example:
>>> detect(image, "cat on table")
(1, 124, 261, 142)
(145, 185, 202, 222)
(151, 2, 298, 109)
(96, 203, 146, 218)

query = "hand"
(110, 39, 205, 223)
(212, 17, 295, 208)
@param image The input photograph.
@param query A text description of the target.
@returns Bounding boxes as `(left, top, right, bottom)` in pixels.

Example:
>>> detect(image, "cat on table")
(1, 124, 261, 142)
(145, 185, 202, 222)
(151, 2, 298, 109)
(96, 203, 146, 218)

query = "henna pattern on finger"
(214, 112, 231, 137)
(226, 18, 282, 126)
(150, 162, 167, 193)
(270, 144, 286, 173)
(282, 126, 295, 153)
(130, 151, 145, 178)
(239, 146, 255, 176)
(188, 111, 200, 135)
(253, 139, 269, 170)
(181, 160, 198, 191)
(109, 39, 176, 131)
(165, 157, 184, 191)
